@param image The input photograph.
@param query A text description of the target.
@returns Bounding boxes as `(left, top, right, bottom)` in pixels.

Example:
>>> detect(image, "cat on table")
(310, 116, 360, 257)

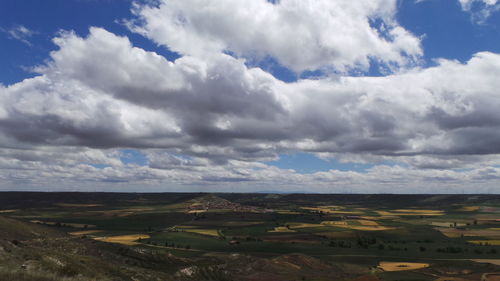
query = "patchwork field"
(0, 192, 499, 281)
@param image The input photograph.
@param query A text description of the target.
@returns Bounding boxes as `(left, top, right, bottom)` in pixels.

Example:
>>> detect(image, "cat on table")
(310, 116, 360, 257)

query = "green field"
(0, 192, 499, 281)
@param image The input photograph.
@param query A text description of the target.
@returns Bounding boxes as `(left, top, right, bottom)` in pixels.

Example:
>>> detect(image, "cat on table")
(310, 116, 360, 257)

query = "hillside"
(0, 216, 188, 281)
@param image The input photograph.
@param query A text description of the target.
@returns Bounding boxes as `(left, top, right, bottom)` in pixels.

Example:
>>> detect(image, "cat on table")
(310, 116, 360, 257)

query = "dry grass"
(483, 273, 500, 281)
(269, 227, 296, 233)
(378, 262, 429, 272)
(93, 234, 150, 245)
(472, 259, 500, 266)
(0, 209, 17, 213)
(187, 210, 207, 214)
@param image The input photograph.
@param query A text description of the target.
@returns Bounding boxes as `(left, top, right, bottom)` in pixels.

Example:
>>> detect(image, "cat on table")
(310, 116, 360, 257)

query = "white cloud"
(128, 0, 422, 73)
(3, 25, 36, 45)
(458, 0, 500, 23)
(0, 1, 499, 192)
(2, 29, 500, 158)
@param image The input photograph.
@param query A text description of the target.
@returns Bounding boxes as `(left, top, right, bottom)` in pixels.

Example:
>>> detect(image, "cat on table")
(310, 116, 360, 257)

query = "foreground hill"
(0, 216, 190, 281)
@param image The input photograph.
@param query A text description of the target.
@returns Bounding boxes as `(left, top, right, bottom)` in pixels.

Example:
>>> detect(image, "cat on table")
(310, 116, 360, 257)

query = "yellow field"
(301, 207, 362, 214)
(357, 220, 379, 226)
(69, 230, 102, 236)
(321, 220, 393, 231)
(378, 209, 444, 216)
(269, 227, 296, 233)
(431, 222, 466, 228)
(378, 262, 429, 272)
(0, 209, 16, 213)
(93, 234, 150, 245)
(395, 209, 443, 214)
(181, 228, 220, 237)
(436, 227, 500, 238)
(188, 210, 207, 214)
(289, 223, 325, 229)
(318, 205, 345, 210)
(462, 206, 480, 212)
(322, 221, 348, 226)
(344, 225, 394, 231)
(468, 240, 500, 245)
(359, 216, 379, 220)
(276, 210, 302, 215)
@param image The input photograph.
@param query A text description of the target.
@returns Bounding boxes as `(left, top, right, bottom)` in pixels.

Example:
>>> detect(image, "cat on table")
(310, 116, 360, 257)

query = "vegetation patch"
(55, 203, 103, 208)
(30, 220, 95, 228)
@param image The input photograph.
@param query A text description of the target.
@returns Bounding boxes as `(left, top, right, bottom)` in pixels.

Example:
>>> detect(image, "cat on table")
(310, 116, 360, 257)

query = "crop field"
(0, 192, 499, 281)
(378, 262, 430, 272)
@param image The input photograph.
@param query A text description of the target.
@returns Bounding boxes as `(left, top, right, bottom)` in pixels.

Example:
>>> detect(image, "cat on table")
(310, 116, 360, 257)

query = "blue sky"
(1, 0, 500, 193)
(2, 0, 500, 83)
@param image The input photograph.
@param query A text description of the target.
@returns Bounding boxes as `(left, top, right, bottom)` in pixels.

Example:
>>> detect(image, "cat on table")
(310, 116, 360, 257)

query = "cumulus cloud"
(128, 0, 423, 73)
(3, 28, 500, 160)
(1, 1, 500, 192)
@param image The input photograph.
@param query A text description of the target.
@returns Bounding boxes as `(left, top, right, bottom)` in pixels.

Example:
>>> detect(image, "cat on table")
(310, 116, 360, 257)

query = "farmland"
(0, 192, 499, 280)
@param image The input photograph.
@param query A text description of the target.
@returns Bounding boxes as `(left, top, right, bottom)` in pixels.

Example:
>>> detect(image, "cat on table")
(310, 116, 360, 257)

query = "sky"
(1, 0, 500, 193)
